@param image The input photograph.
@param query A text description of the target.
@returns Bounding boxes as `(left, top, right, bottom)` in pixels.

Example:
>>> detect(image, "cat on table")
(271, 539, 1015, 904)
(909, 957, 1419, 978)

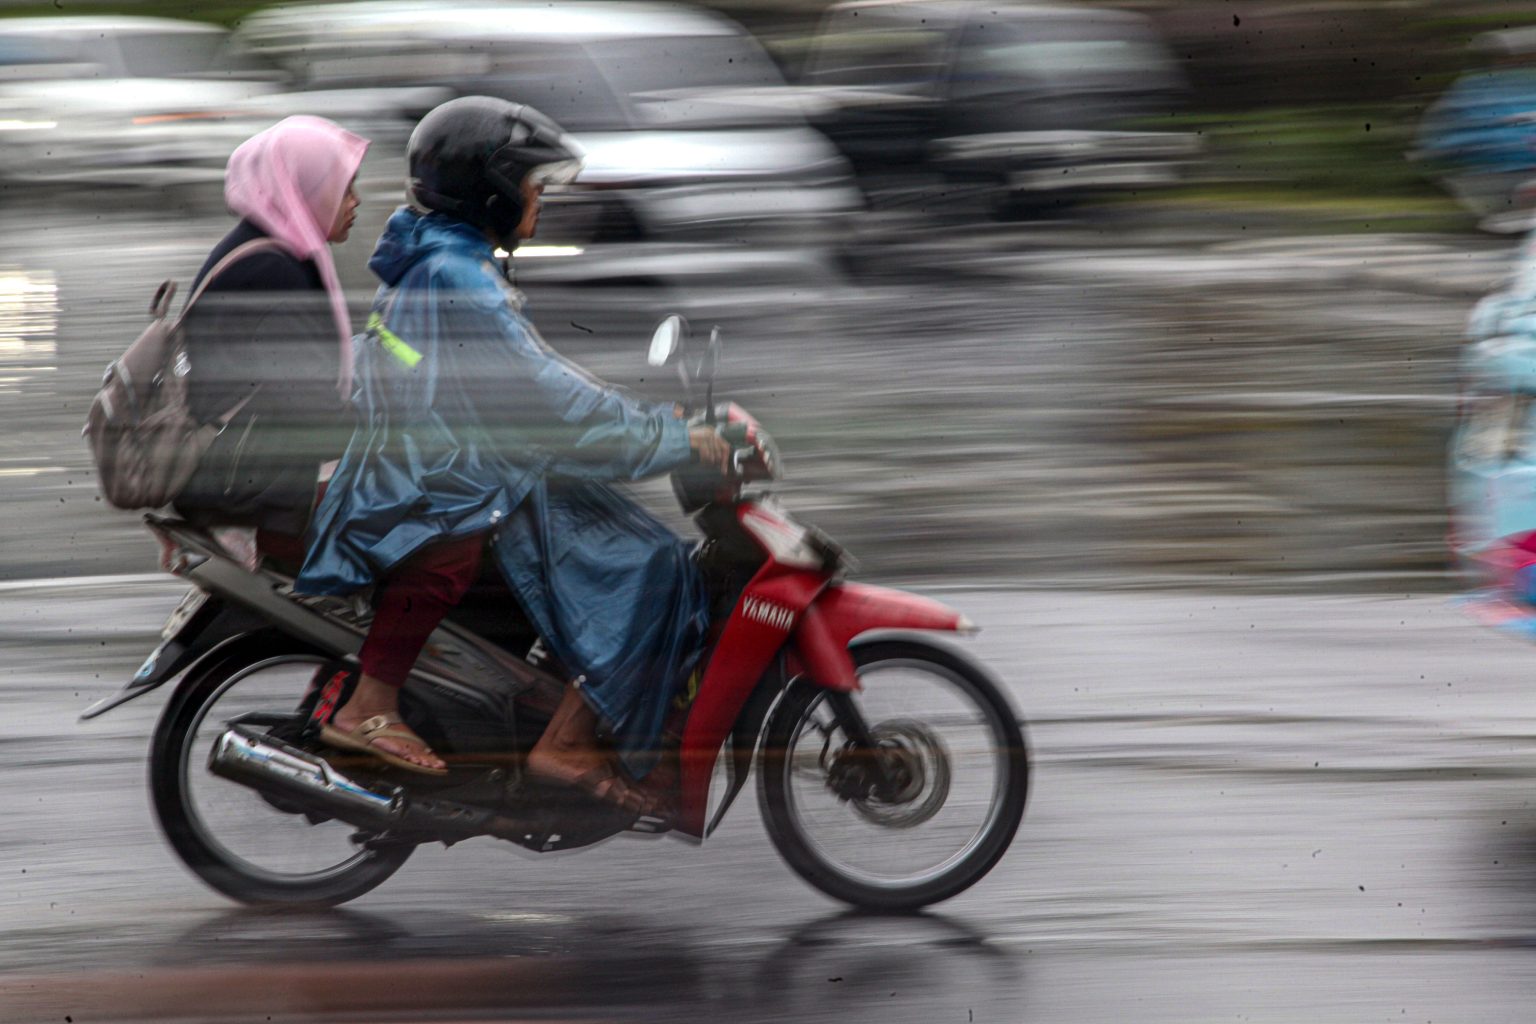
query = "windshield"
(115, 31, 225, 76)
(0, 33, 102, 77)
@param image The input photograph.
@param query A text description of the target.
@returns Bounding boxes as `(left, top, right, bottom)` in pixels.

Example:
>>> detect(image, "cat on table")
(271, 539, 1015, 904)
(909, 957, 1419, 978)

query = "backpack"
(83, 238, 285, 511)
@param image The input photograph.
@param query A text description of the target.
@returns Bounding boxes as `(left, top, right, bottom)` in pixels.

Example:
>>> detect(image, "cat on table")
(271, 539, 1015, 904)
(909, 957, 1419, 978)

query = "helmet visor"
(527, 158, 583, 187)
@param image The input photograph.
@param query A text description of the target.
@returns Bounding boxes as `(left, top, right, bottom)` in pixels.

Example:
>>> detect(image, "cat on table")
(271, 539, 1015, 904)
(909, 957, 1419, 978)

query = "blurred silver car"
(233, 1, 861, 266)
(0, 17, 282, 188)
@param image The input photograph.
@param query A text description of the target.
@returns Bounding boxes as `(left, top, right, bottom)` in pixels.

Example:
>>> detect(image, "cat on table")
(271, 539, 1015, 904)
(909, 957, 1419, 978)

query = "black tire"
(149, 634, 413, 907)
(758, 638, 1028, 911)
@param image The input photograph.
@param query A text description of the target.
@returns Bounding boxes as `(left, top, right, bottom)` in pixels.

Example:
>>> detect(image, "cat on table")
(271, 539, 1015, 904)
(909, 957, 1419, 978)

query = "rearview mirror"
(647, 314, 687, 367)
(698, 326, 720, 385)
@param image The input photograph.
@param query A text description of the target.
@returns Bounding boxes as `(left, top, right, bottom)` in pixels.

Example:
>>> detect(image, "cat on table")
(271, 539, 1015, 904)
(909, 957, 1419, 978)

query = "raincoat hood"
(368, 206, 492, 288)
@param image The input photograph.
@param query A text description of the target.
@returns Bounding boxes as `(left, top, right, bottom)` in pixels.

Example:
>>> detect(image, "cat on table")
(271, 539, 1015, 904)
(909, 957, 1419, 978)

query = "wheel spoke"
(183, 656, 374, 879)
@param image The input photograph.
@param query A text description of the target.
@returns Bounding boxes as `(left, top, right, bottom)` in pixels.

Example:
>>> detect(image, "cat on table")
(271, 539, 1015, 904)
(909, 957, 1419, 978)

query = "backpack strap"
(149, 280, 177, 319)
(177, 236, 291, 428)
(210, 383, 260, 430)
(177, 237, 291, 325)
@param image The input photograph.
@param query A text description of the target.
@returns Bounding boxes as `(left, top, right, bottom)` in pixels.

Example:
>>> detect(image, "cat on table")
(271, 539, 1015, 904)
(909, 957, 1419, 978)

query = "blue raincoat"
(298, 207, 708, 773)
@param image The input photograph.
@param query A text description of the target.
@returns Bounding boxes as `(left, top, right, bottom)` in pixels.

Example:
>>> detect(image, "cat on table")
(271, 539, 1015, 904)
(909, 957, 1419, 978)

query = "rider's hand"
(689, 425, 732, 474)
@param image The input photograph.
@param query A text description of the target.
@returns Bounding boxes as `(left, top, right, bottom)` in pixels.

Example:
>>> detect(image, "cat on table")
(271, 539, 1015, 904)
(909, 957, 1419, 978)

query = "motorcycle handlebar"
(686, 435, 759, 478)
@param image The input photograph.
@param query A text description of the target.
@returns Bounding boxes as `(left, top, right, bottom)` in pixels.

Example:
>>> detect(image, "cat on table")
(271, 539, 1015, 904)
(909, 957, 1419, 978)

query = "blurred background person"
(1416, 29, 1536, 233)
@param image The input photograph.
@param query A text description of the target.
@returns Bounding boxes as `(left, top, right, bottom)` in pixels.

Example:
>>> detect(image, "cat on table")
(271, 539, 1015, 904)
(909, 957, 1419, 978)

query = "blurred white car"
(0, 17, 286, 188)
(232, 1, 862, 252)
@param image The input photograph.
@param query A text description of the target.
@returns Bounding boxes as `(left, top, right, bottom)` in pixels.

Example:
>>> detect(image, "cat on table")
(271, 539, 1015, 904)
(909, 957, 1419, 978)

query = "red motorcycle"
(82, 316, 1029, 911)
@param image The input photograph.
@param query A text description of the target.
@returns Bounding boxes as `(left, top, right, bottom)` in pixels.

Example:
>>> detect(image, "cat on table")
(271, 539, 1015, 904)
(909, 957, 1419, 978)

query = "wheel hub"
(826, 718, 951, 828)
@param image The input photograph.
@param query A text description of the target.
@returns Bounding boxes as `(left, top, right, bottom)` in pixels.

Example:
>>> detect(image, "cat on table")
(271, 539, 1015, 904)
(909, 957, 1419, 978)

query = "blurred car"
(0, 17, 283, 188)
(232, 1, 862, 260)
(799, 0, 1200, 217)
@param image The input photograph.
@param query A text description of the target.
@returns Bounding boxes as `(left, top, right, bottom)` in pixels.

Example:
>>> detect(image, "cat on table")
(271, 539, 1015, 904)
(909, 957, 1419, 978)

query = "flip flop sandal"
(320, 713, 448, 776)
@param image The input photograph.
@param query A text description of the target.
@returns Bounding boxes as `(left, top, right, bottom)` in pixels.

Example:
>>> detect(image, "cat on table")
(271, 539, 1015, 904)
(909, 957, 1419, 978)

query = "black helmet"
(407, 95, 583, 240)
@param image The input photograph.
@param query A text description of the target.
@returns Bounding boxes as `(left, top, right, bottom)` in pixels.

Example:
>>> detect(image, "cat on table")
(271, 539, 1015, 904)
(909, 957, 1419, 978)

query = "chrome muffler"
(209, 726, 403, 831)
(208, 725, 636, 849)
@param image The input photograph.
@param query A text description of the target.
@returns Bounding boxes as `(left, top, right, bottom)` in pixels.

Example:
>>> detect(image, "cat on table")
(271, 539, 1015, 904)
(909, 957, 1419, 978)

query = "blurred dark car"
(799, 0, 1199, 217)
(233, 1, 861, 268)
(0, 16, 283, 188)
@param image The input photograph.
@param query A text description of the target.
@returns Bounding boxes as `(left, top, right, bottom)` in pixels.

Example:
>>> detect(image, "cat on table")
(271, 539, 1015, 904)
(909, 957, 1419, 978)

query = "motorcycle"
(81, 316, 1029, 911)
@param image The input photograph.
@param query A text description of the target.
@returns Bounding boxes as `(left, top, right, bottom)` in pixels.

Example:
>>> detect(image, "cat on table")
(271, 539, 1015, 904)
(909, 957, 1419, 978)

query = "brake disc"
(846, 718, 951, 829)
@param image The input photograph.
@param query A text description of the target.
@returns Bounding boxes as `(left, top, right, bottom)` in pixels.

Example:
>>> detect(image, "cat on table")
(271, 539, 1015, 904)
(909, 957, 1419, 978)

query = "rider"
(296, 97, 730, 813)
(175, 116, 368, 551)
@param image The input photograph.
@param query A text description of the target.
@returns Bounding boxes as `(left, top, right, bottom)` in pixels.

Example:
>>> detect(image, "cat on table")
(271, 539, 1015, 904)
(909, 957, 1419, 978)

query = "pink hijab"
(224, 116, 369, 402)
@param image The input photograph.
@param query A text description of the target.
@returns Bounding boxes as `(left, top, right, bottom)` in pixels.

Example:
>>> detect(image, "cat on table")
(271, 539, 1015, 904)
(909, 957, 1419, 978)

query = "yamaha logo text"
(742, 596, 795, 631)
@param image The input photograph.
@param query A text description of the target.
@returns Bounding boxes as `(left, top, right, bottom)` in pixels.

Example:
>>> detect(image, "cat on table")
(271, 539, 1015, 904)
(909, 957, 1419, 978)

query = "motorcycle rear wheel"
(149, 634, 413, 907)
(758, 638, 1028, 911)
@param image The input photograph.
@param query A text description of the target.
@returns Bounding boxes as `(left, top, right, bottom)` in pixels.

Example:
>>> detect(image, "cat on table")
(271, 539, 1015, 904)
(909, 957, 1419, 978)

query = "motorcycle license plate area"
(161, 589, 209, 640)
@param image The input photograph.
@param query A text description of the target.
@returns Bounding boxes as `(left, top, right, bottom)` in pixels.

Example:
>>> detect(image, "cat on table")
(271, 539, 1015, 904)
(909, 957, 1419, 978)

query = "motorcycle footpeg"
(626, 814, 673, 836)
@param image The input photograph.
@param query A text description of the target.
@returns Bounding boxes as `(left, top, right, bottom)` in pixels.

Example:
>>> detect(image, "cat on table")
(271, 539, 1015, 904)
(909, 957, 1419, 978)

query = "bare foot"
(631, 747, 679, 822)
(527, 693, 644, 812)
(527, 747, 648, 814)
(525, 744, 610, 785)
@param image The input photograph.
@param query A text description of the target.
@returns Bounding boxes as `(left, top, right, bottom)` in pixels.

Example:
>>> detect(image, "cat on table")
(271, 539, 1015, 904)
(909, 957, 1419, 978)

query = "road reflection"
(2, 906, 1024, 1022)
(0, 267, 58, 469)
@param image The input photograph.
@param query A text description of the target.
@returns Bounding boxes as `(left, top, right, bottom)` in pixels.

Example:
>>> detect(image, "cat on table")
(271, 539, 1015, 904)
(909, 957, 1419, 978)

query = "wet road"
(7, 581, 1536, 1021)
(2, 195, 1532, 1020)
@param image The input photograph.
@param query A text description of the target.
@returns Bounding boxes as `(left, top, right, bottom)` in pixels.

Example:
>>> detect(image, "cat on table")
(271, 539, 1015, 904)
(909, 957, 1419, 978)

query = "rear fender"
(80, 622, 274, 721)
(79, 598, 270, 720)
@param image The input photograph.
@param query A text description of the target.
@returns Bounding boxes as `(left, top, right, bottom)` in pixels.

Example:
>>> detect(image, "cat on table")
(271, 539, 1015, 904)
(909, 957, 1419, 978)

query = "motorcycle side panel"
(702, 658, 789, 838)
(675, 578, 971, 837)
(676, 565, 829, 838)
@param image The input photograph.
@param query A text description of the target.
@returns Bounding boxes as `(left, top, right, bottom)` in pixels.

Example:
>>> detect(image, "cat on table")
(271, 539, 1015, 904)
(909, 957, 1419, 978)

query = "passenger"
(174, 116, 369, 555)
(297, 97, 730, 815)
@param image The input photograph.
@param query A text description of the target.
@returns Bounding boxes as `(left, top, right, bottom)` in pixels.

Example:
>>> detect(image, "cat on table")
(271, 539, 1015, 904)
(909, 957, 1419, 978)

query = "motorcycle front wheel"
(149, 634, 413, 907)
(758, 638, 1028, 911)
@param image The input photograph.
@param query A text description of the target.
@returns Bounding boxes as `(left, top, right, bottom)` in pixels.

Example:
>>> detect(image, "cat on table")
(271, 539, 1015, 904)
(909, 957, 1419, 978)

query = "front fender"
(789, 582, 974, 692)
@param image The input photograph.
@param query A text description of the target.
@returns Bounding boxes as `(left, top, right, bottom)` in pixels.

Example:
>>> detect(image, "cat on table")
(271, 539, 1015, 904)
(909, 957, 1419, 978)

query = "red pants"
(358, 533, 488, 688)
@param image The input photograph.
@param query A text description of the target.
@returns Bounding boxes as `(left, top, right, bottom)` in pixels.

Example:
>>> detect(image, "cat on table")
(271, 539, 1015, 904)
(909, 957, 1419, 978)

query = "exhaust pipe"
(208, 726, 649, 851)
(209, 726, 404, 831)
(208, 726, 498, 839)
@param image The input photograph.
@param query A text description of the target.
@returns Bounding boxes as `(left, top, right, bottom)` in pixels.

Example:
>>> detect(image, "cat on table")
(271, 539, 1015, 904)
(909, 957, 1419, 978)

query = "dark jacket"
(174, 219, 354, 535)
